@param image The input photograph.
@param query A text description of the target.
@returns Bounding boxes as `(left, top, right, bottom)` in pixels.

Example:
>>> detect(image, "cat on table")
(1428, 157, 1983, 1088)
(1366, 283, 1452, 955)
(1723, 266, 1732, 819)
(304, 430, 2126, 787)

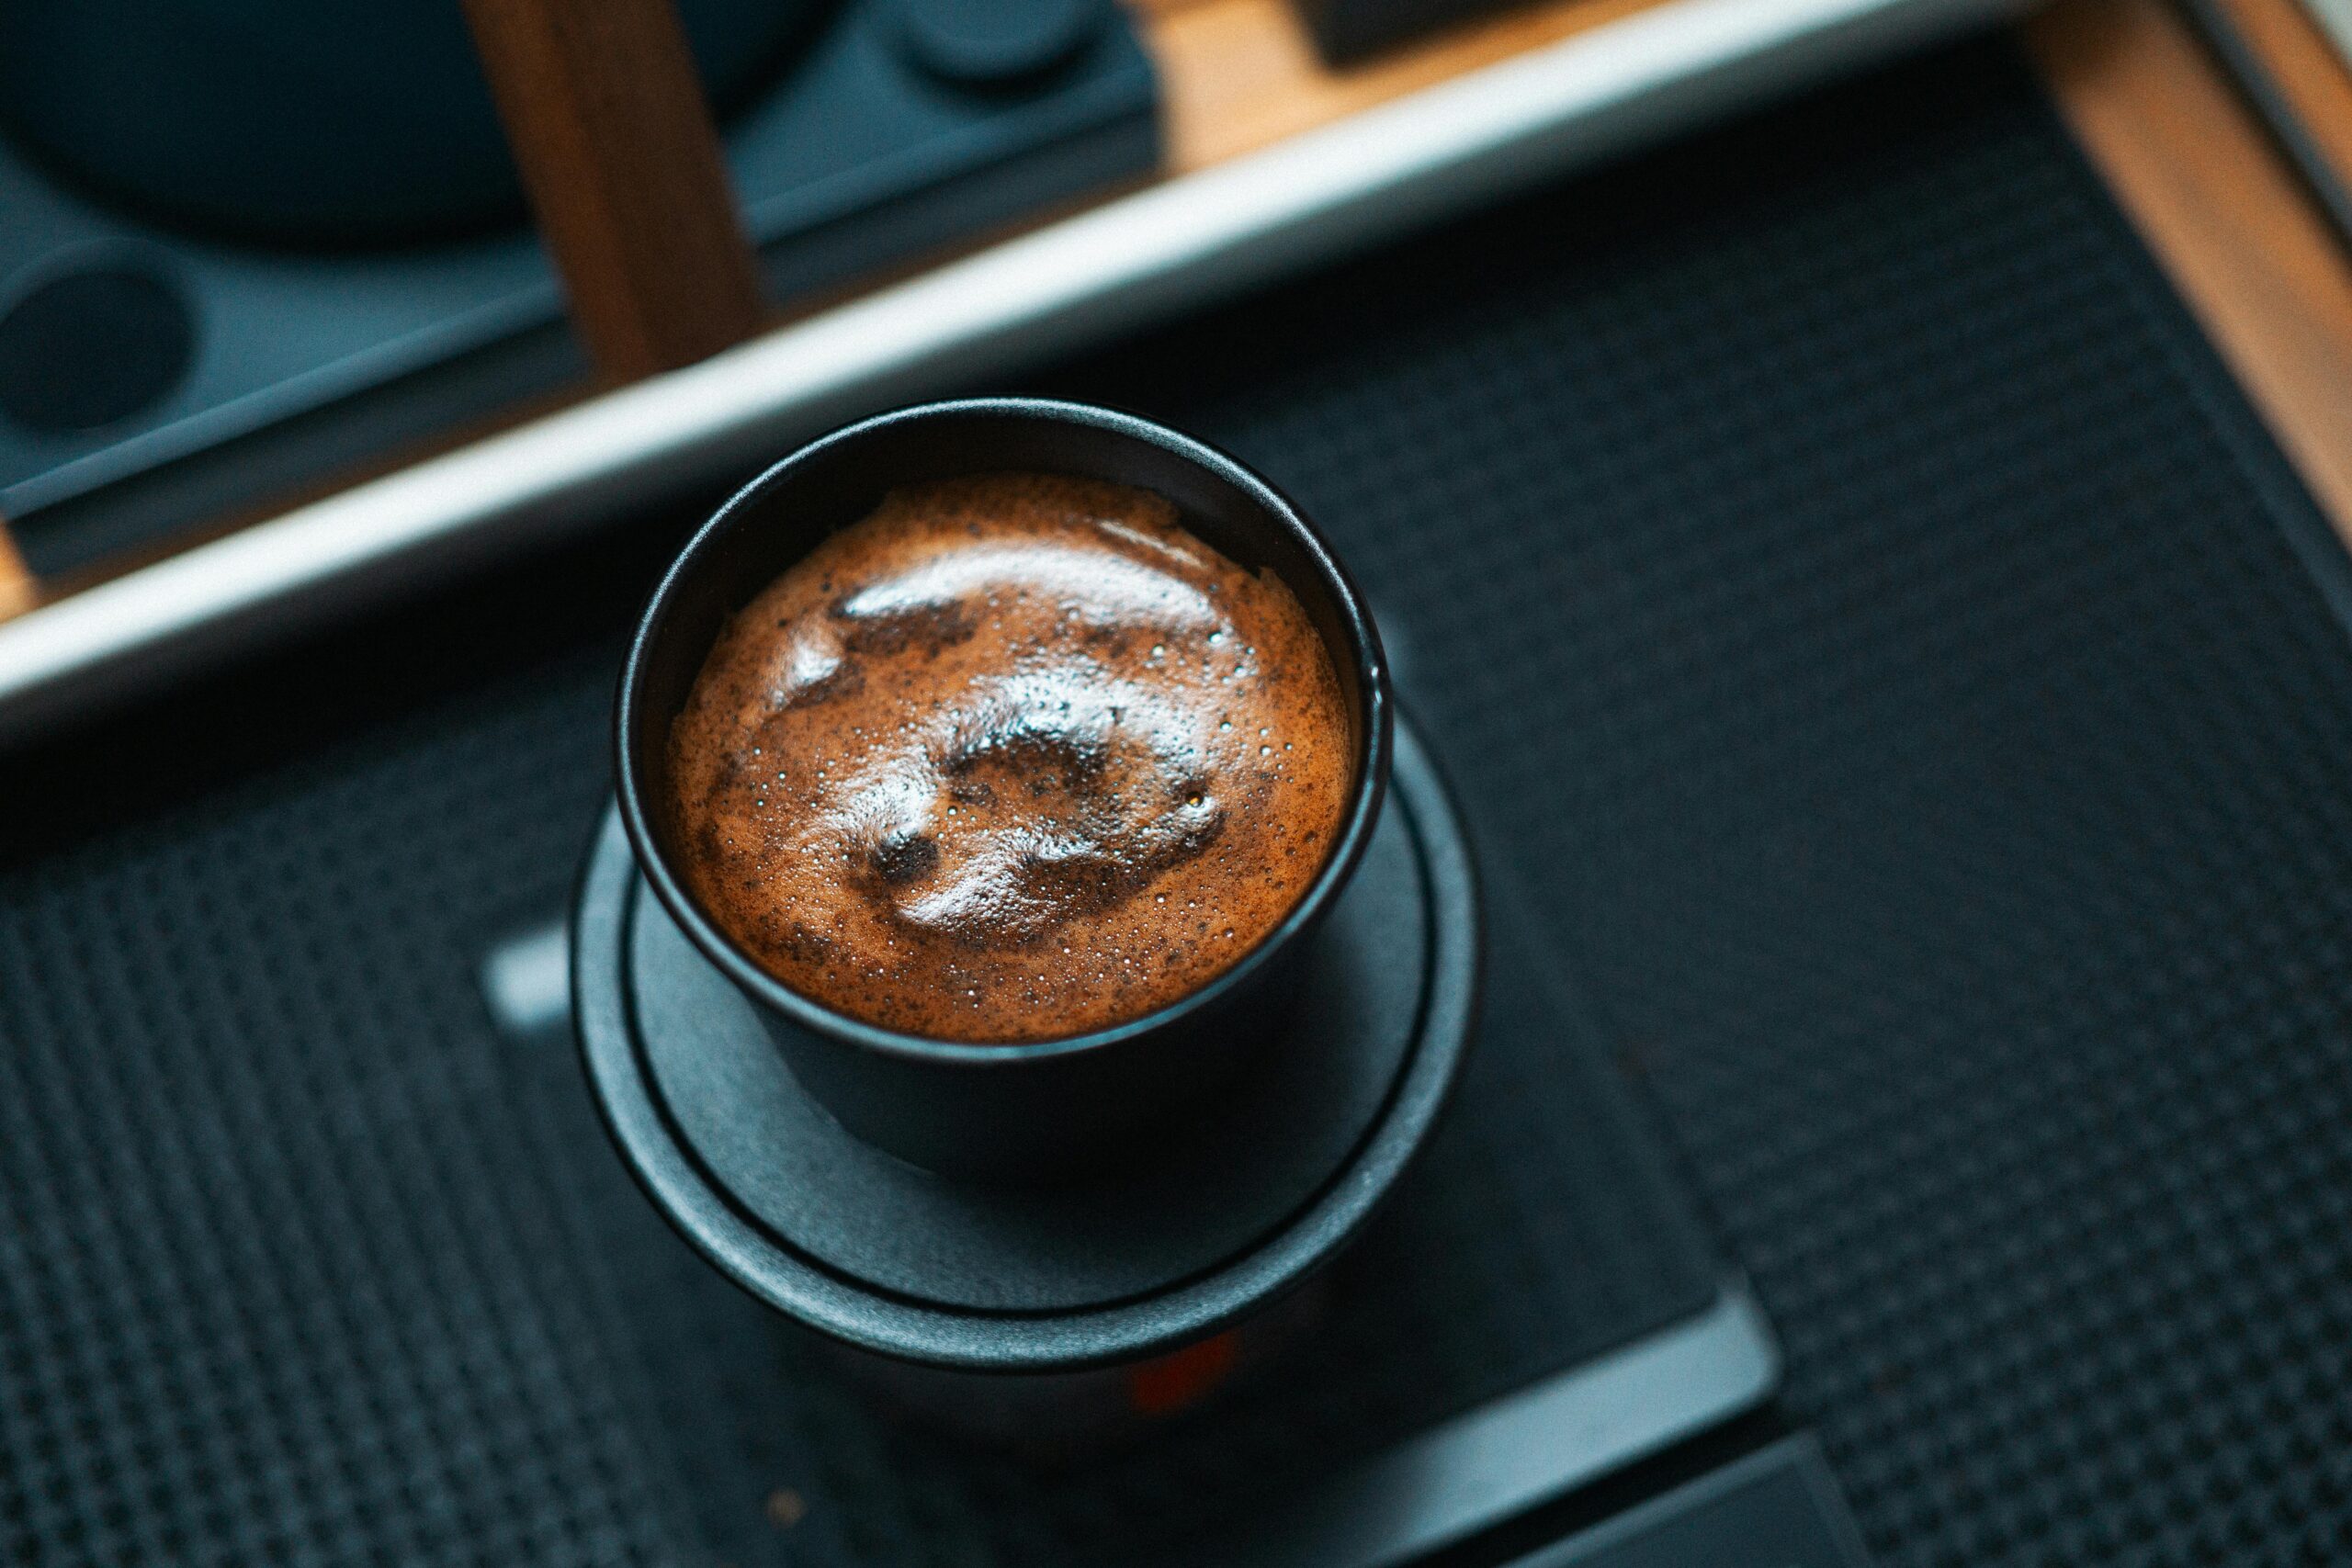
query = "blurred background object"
(0, 0, 2019, 735)
(0, 0, 812, 244)
(0, 0, 1153, 571)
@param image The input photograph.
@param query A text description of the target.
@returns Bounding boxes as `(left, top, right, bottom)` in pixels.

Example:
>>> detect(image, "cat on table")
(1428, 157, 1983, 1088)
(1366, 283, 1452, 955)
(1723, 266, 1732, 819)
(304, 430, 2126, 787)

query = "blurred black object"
(1298, 0, 1525, 64)
(0, 0, 815, 246)
(892, 0, 1105, 85)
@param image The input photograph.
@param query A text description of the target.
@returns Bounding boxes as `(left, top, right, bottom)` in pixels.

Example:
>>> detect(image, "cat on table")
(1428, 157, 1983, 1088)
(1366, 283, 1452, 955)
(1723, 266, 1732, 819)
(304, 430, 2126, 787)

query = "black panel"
(1297, 0, 1518, 66)
(1502, 1438, 1869, 1568)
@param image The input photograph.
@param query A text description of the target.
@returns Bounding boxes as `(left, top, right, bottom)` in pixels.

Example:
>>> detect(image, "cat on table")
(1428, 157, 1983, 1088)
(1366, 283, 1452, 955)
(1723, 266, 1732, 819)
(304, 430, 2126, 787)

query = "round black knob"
(0, 264, 195, 433)
(891, 0, 1102, 87)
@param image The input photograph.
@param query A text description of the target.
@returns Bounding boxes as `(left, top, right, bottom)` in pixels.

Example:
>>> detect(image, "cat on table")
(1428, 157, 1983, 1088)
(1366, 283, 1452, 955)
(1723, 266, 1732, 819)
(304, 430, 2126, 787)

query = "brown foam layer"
(666, 472, 1355, 1043)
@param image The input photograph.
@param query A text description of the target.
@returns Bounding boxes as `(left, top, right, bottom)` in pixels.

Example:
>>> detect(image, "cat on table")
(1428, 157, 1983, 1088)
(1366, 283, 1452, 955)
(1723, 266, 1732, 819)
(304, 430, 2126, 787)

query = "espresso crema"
(666, 472, 1353, 1043)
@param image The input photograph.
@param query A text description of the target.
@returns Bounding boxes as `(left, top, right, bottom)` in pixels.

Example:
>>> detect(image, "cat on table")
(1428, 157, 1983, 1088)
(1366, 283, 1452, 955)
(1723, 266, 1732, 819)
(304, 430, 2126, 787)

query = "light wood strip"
(0, 522, 31, 617)
(2030, 0, 2352, 544)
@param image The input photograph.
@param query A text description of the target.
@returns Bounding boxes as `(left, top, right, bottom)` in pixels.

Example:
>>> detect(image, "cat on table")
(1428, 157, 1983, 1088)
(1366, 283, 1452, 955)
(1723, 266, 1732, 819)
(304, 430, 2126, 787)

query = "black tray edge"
(1156, 1280, 1781, 1568)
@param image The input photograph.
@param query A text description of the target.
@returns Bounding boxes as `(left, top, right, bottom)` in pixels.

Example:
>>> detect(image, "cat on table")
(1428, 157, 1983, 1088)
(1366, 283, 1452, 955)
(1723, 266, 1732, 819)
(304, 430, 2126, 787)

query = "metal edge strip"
(1161, 1280, 1782, 1568)
(2303, 0, 2352, 62)
(0, 0, 2024, 739)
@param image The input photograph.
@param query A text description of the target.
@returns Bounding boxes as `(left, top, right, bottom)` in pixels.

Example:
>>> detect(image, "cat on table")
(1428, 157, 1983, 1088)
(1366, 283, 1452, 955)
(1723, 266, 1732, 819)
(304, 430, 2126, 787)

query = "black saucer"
(576, 719, 1478, 1370)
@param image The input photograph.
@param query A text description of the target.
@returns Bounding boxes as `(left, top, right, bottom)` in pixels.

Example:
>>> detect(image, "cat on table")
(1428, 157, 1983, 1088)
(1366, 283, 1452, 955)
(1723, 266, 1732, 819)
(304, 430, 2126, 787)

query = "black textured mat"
(0, 592, 1718, 1568)
(0, 549, 1722, 1568)
(1051, 34, 2352, 1568)
(5, 28, 2348, 1568)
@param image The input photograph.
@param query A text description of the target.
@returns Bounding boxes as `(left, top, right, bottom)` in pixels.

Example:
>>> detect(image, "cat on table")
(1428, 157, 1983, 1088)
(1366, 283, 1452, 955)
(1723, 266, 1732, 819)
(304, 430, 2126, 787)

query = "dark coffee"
(666, 471, 1353, 1043)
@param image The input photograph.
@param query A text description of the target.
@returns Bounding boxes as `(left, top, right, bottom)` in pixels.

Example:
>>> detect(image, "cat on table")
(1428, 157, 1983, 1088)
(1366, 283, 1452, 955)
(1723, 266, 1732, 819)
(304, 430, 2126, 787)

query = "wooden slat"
(2030, 0, 2352, 544)
(463, 0, 766, 381)
(0, 522, 31, 617)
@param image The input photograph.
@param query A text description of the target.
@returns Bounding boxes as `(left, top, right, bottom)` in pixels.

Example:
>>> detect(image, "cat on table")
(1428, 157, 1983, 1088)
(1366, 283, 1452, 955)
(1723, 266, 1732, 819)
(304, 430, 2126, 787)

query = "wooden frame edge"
(0, 522, 31, 618)
(2028, 0, 2352, 545)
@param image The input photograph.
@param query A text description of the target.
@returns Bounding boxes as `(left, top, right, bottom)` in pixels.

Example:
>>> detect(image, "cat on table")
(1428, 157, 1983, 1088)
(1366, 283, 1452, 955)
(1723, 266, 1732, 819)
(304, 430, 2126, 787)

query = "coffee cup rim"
(615, 396, 1393, 1066)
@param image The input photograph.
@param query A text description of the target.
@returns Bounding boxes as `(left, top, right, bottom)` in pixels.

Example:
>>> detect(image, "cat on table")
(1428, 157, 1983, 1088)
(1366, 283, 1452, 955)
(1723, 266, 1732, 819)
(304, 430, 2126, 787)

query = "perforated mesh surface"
(6, 29, 2352, 1568)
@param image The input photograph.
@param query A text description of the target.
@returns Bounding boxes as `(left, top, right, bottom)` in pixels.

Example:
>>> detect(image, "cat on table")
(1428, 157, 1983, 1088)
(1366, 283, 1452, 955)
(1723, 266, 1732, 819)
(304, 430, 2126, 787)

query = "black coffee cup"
(616, 398, 1392, 1181)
